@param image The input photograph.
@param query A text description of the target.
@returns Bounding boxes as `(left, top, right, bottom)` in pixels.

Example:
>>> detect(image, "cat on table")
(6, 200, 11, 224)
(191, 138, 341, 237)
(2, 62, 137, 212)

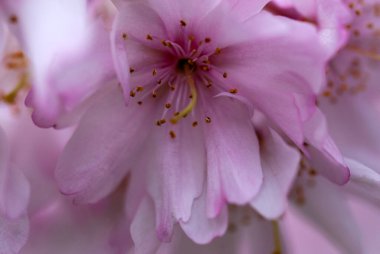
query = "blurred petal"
(0, 214, 29, 254)
(292, 176, 362, 253)
(180, 188, 228, 244)
(204, 97, 262, 218)
(251, 129, 300, 219)
(56, 85, 156, 203)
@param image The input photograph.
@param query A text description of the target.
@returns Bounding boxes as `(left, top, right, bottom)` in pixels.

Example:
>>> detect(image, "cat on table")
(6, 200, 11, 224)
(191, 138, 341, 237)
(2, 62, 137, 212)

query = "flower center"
(170, 61, 198, 124)
(176, 58, 197, 74)
(121, 18, 237, 138)
(1, 50, 29, 105)
(322, 1, 380, 103)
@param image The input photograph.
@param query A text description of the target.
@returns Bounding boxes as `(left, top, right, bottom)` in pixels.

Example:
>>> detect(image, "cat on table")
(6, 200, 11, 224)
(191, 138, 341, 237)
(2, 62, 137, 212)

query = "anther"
(146, 34, 153, 40)
(201, 66, 210, 71)
(129, 67, 135, 73)
(229, 88, 238, 94)
(180, 20, 187, 27)
(309, 169, 317, 176)
(156, 119, 166, 126)
(130, 91, 136, 97)
(161, 40, 168, 47)
(223, 72, 228, 78)
(205, 37, 211, 43)
(165, 103, 172, 109)
(9, 15, 18, 24)
(136, 86, 144, 92)
(122, 33, 128, 40)
(215, 48, 222, 55)
(137, 101, 143, 105)
(205, 116, 211, 123)
(152, 69, 157, 76)
(192, 121, 198, 127)
(169, 130, 177, 139)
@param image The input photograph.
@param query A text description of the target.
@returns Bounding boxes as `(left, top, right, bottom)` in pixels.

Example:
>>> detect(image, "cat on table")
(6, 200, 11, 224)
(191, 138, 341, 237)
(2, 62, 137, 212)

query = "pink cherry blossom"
(0, 0, 115, 128)
(267, 1, 380, 253)
(54, 0, 349, 248)
(3, 0, 380, 253)
(319, 0, 380, 209)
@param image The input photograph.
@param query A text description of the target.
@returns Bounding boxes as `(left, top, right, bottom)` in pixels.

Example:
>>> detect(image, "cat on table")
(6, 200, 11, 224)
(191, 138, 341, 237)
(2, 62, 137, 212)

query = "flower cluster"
(1, 0, 380, 253)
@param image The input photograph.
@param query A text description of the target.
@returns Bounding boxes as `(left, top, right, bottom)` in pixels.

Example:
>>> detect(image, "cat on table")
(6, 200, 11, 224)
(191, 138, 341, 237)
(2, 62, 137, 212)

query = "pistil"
(170, 65, 198, 124)
(272, 221, 282, 254)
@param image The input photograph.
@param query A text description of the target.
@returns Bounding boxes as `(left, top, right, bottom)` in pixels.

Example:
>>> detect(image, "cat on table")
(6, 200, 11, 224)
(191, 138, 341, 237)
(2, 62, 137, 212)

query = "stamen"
(347, 45, 380, 61)
(9, 15, 18, 24)
(180, 20, 187, 27)
(229, 88, 238, 94)
(170, 66, 198, 124)
(272, 221, 282, 254)
(169, 130, 176, 139)
(2, 73, 28, 104)
(146, 34, 153, 40)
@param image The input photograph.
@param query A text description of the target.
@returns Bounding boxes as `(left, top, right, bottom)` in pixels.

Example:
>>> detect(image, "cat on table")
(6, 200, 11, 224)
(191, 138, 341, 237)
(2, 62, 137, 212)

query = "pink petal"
(180, 188, 228, 244)
(131, 198, 161, 254)
(203, 96, 263, 218)
(0, 21, 5, 55)
(226, 0, 271, 21)
(303, 108, 350, 184)
(111, 2, 167, 100)
(320, 96, 380, 176)
(147, 113, 205, 240)
(0, 215, 29, 254)
(165, 208, 287, 254)
(213, 12, 327, 147)
(292, 176, 362, 253)
(56, 85, 156, 203)
(344, 158, 380, 205)
(0, 128, 30, 219)
(146, 0, 222, 37)
(251, 128, 300, 219)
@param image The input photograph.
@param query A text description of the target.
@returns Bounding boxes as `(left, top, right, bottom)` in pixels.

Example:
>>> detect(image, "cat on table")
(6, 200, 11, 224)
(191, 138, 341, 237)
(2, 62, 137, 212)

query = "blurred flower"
(266, 0, 380, 253)
(319, 0, 380, 210)
(0, 0, 115, 128)
(0, 99, 126, 253)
